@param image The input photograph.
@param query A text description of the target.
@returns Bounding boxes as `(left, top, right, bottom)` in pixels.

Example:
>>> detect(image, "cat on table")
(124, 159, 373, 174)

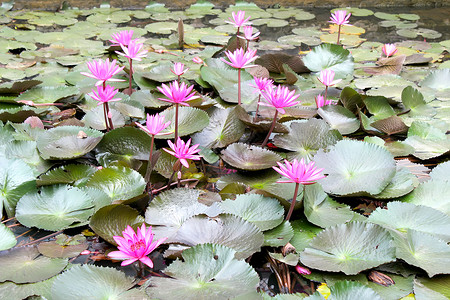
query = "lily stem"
(337, 25, 341, 45)
(128, 58, 133, 94)
(253, 94, 261, 123)
(144, 135, 155, 193)
(238, 68, 242, 106)
(174, 103, 179, 141)
(285, 183, 300, 221)
(261, 110, 278, 147)
(104, 102, 114, 131)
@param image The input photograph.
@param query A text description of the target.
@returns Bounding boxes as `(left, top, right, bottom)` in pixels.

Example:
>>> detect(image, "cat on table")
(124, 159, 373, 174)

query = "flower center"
(130, 240, 146, 251)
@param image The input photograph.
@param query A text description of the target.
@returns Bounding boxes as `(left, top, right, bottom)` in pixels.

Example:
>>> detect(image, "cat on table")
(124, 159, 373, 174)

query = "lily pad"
(300, 222, 396, 275)
(221, 143, 281, 171)
(16, 86, 79, 104)
(421, 69, 450, 90)
(429, 161, 450, 182)
(290, 219, 323, 252)
(16, 185, 94, 231)
(317, 105, 360, 135)
(263, 221, 294, 247)
(37, 164, 97, 187)
(148, 244, 260, 299)
(328, 281, 383, 300)
(303, 44, 354, 79)
(156, 106, 209, 139)
(82, 105, 126, 131)
(401, 179, 450, 215)
(0, 223, 16, 251)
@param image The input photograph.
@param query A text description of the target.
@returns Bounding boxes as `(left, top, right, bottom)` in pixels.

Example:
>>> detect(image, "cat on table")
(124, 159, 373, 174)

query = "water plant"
(329, 10, 351, 45)
(116, 38, 148, 95)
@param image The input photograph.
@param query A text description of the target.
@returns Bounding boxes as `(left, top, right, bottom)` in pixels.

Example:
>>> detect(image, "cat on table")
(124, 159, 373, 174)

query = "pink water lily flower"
(250, 77, 273, 94)
(108, 224, 167, 268)
(157, 81, 200, 106)
(192, 56, 205, 64)
(171, 62, 189, 76)
(109, 30, 134, 46)
(260, 85, 300, 115)
(382, 43, 398, 58)
(136, 113, 171, 136)
(221, 48, 259, 69)
(239, 26, 260, 41)
(164, 138, 201, 168)
(117, 39, 148, 61)
(89, 85, 121, 105)
(80, 59, 125, 86)
(295, 265, 311, 275)
(315, 95, 333, 108)
(329, 10, 351, 26)
(318, 69, 342, 87)
(226, 10, 252, 28)
(273, 158, 325, 185)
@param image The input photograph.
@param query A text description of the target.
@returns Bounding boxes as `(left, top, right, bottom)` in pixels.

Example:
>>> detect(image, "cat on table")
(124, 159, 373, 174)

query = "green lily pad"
(145, 21, 178, 34)
(37, 164, 97, 187)
(140, 62, 178, 82)
(414, 276, 450, 299)
(402, 179, 450, 215)
(370, 166, 417, 199)
(85, 165, 145, 202)
(263, 221, 294, 247)
(155, 106, 209, 139)
(89, 204, 144, 245)
(421, 69, 450, 90)
(148, 244, 260, 299)
(219, 194, 284, 231)
(317, 105, 360, 135)
(82, 106, 126, 131)
(37, 240, 88, 259)
(0, 223, 16, 251)
(191, 107, 245, 149)
(36, 126, 103, 160)
(0, 246, 68, 283)
(429, 161, 450, 182)
(300, 222, 395, 275)
(221, 143, 282, 171)
(16, 185, 94, 231)
(314, 140, 396, 196)
(51, 264, 146, 300)
(252, 18, 289, 27)
(374, 12, 399, 20)
(329, 281, 383, 300)
(16, 86, 79, 104)
(290, 219, 323, 252)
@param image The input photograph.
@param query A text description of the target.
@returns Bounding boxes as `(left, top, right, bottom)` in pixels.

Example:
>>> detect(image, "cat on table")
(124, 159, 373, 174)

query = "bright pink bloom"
(89, 85, 121, 105)
(171, 62, 189, 76)
(226, 10, 252, 28)
(192, 56, 205, 64)
(250, 77, 273, 94)
(315, 95, 333, 108)
(221, 48, 259, 69)
(295, 265, 311, 275)
(117, 39, 147, 61)
(164, 138, 201, 168)
(157, 81, 200, 106)
(260, 85, 300, 114)
(80, 59, 125, 86)
(318, 69, 342, 87)
(239, 26, 260, 41)
(108, 223, 167, 268)
(109, 30, 134, 46)
(273, 158, 325, 185)
(382, 43, 398, 58)
(136, 113, 171, 136)
(329, 10, 351, 26)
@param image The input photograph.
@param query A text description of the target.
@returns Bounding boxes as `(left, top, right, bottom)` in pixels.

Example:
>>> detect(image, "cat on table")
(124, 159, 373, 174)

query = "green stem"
(337, 25, 341, 45)
(144, 135, 155, 193)
(238, 68, 241, 105)
(285, 183, 300, 221)
(253, 94, 261, 123)
(128, 58, 133, 93)
(262, 110, 278, 147)
(174, 103, 179, 141)
(324, 86, 328, 100)
(104, 102, 114, 130)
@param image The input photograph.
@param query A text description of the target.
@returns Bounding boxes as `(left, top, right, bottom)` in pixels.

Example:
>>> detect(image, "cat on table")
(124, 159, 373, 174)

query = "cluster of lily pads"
(0, 1, 449, 299)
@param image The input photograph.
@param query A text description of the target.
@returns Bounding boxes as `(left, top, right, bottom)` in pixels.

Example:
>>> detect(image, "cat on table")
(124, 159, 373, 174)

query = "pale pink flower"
(273, 158, 325, 185)
(250, 77, 273, 94)
(136, 113, 171, 136)
(192, 56, 205, 64)
(108, 224, 167, 268)
(239, 26, 260, 41)
(226, 10, 252, 28)
(317, 69, 341, 87)
(89, 85, 121, 105)
(295, 265, 311, 275)
(157, 81, 200, 106)
(315, 95, 333, 108)
(329, 10, 351, 26)
(109, 30, 134, 46)
(260, 85, 300, 114)
(117, 39, 148, 61)
(221, 48, 259, 69)
(171, 62, 189, 76)
(80, 59, 125, 86)
(164, 138, 201, 168)
(382, 43, 398, 58)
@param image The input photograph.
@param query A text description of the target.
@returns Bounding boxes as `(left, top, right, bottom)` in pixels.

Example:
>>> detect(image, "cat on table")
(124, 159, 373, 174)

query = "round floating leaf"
(300, 222, 396, 275)
(140, 62, 178, 82)
(374, 12, 399, 20)
(421, 69, 450, 90)
(314, 140, 396, 196)
(0, 156, 36, 218)
(85, 165, 145, 202)
(221, 143, 282, 170)
(16, 185, 94, 231)
(89, 204, 144, 245)
(263, 221, 294, 247)
(0, 246, 67, 283)
(37, 164, 97, 187)
(168, 214, 264, 259)
(36, 126, 103, 160)
(0, 223, 16, 251)
(414, 276, 450, 299)
(402, 179, 450, 215)
(368, 202, 450, 242)
(82, 105, 126, 131)
(148, 244, 260, 299)
(392, 230, 450, 277)
(16, 86, 79, 104)
(317, 105, 360, 135)
(429, 161, 450, 182)
(329, 281, 382, 300)
(51, 264, 146, 300)
(303, 43, 354, 78)
(155, 106, 209, 139)
(37, 241, 88, 259)
(290, 219, 323, 252)
(219, 194, 284, 231)
(370, 166, 417, 199)
(145, 21, 178, 34)
(274, 119, 342, 161)
(191, 107, 245, 149)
